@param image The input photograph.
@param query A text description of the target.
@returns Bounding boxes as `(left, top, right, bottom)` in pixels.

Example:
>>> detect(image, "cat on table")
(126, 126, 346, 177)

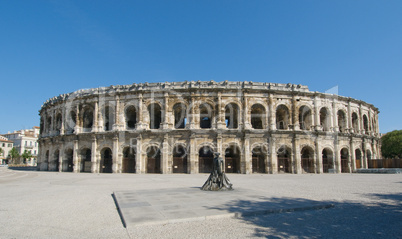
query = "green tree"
(9, 147, 20, 164)
(21, 150, 33, 164)
(0, 147, 3, 157)
(381, 130, 402, 159)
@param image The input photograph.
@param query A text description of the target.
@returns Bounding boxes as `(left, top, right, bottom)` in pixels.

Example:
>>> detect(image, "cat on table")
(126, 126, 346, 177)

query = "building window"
(25, 141, 27, 146)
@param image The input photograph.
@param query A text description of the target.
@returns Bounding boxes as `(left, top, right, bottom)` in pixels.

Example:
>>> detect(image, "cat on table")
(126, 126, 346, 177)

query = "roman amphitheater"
(37, 81, 380, 174)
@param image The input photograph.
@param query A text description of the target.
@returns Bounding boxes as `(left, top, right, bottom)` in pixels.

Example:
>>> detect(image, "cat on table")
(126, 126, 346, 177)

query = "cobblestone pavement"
(0, 167, 401, 239)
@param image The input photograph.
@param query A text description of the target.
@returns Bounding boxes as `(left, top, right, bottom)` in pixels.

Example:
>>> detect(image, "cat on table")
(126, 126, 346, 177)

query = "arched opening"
(299, 106, 312, 130)
(252, 146, 266, 173)
(148, 103, 162, 129)
(366, 150, 372, 160)
(225, 145, 241, 173)
(125, 105, 137, 130)
(47, 116, 52, 133)
(173, 145, 187, 173)
(82, 107, 94, 131)
(225, 103, 239, 129)
(53, 149, 60, 172)
(199, 146, 214, 173)
(40, 118, 44, 134)
(55, 113, 62, 134)
(320, 108, 330, 131)
(363, 115, 369, 134)
(146, 146, 161, 173)
(250, 104, 265, 129)
(123, 147, 136, 173)
(277, 146, 291, 173)
(44, 150, 49, 171)
(100, 148, 113, 173)
(340, 148, 349, 173)
(276, 105, 290, 130)
(199, 103, 213, 129)
(352, 112, 359, 133)
(80, 148, 92, 172)
(301, 146, 315, 173)
(173, 103, 187, 129)
(322, 148, 333, 173)
(63, 148, 74, 172)
(104, 105, 114, 131)
(355, 149, 362, 169)
(67, 111, 76, 133)
(337, 110, 346, 133)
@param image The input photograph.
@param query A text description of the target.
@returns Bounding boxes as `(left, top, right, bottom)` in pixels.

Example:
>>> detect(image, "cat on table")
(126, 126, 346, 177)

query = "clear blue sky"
(1, 0, 401, 134)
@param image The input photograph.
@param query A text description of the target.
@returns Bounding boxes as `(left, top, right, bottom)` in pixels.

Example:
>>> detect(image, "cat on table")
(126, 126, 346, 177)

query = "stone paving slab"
(113, 187, 334, 227)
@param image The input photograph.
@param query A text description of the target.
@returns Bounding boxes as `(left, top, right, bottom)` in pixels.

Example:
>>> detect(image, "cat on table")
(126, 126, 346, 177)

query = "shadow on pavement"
(209, 193, 402, 238)
(8, 166, 38, 171)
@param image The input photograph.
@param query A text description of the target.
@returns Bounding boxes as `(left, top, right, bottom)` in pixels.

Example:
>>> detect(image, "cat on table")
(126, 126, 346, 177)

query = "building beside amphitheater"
(37, 81, 381, 174)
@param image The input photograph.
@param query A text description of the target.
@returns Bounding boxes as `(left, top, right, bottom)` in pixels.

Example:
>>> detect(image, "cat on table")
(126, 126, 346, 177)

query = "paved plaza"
(0, 167, 401, 238)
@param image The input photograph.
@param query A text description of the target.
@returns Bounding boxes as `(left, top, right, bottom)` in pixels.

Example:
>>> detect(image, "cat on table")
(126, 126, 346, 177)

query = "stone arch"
(319, 107, 331, 131)
(301, 146, 315, 173)
(46, 116, 52, 133)
(53, 149, 60, 172)
(250, 104, 266, 129)
(67, 110, 77, 133)
(198, 145, 214, 173)
(63, 148, 74, 172)
(100, 147, 113, 173)
(276, 105, 290, 130)
(173, 102, 187, 129)
(299, 105, 313, 130)
(277, 145, 292, 173)
(146, 145, 161, 173)
(322, 148, 334, 173)
(122, 147, 136, 173)
(366, 149, 372, 160)
(125, 105, 137, 130)
(55, 113, 62, 134)
(337, 110, 347, 133)
(148, 103, 162, 129)
(173, 144, 187, 173)
(363, 114, 369, 134)
(81, 105, 94, 131)
(251, 145, 266, 173)
(340, 147, 349, 173)
(224, 144, 241, 173)
(225, 103, 240, 129)
(199, 102, 214, 129)
(103, 104, 114, 131)
(44, 150, 49, 171)
(355, 148, 362, 169)
(352, 112, 359, 133)
(80, 148, 92, 172)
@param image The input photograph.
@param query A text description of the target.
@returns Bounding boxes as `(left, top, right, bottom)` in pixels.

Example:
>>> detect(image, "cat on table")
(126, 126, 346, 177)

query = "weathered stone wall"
(37, 81, 381, 174)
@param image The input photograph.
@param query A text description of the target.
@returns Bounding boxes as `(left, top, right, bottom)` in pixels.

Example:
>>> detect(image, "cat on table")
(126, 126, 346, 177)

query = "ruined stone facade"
(37, 81, 381, 174)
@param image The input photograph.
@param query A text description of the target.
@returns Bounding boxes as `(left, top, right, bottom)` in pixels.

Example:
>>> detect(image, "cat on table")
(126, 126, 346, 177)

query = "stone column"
(135, 135, 143, 174)
(91, 136, 98, 173)
(350, 139, 356, 172)
(243, 134, 251, 174)
(188, 95, 196, 129)
(270, 136, 277, 174)
(293, 136, 301, 174)
(332, 100, 339, 132)
(93, 101, 99, 133)
(217, 92, 226, 129)
(314, 95, 321, 131)
(59, 143, 64, 172)
(347, 101, 352, 133)
(359, 105, 364, 134)
(334, 137, 341, 173)
(269, 94, 276, 131)
(60, 109, 65, 136)
(315, 137, 322, 173)
(189, 134, 197, 173)
(75, 105, 80, 134)
(162, 93, 170, 129)
(243, 94, 251, 129)
(162, 134, 170, 173)
(292, 94, 299, 130)
(113, 96, 121, 131)
(73, 140, 79, 173)
(112, 135, 119, 173)
(136, 94, 144, 130)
